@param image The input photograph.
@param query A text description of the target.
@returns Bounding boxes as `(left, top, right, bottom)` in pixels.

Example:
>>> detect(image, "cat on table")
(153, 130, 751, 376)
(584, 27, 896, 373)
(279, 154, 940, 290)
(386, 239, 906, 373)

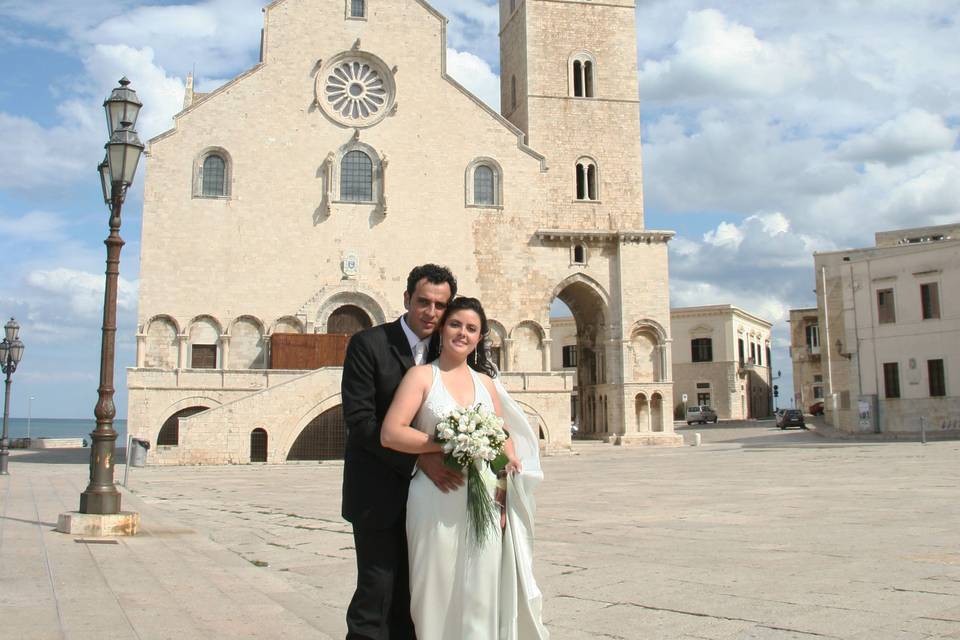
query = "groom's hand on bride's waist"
(417, 453, 465, 493)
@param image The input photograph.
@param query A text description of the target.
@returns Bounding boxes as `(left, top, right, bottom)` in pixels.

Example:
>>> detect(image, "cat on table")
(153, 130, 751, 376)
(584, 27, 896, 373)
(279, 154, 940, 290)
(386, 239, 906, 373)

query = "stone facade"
(788, 308, 824, 412)
(670, 306, 773, 421)
(812, 224, 960, 436)
(128, 0, 681, 465)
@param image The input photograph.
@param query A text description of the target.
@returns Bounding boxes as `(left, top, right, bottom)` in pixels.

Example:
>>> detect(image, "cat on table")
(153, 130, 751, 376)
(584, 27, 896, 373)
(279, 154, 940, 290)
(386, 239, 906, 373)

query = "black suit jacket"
(341, 318, 436, 530)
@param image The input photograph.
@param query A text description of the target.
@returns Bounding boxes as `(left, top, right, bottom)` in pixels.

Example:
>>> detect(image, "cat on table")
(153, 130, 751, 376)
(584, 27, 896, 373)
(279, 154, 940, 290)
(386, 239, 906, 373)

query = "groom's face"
(404, 279, 452, 340)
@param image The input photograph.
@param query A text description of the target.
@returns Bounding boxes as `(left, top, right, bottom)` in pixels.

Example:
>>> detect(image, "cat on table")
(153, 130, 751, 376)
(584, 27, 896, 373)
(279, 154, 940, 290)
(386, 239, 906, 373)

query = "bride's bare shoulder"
(404, 364, 434, 382)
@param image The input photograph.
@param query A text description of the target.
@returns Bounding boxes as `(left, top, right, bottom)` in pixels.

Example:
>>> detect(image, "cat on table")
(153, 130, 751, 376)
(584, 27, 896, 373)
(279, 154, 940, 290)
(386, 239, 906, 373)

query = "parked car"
(808, 401, 824, 416)
(686, 405, 718, 425)
(778, 409, 806, 430)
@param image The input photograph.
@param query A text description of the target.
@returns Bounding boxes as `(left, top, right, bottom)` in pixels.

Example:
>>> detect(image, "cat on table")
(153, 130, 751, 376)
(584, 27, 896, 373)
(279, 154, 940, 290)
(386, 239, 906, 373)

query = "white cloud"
(25, 268, 139, 319)
(640, 9, 813, 101)
(0, 211, 70, 242)
(837, 109, 958, 165)
(703, 221, 743, 249)
(446, 48, 501, 111)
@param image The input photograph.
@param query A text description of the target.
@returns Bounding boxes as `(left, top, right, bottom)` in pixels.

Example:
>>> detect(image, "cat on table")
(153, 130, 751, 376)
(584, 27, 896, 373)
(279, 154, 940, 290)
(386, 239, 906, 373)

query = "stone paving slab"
(1, 422, 959, 639)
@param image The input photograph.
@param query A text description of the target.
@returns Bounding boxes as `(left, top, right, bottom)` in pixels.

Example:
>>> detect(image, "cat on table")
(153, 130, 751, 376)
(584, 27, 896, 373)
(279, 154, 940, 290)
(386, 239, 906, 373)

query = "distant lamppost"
(0, 318, 26, 476)
(79, 77, 144, 514)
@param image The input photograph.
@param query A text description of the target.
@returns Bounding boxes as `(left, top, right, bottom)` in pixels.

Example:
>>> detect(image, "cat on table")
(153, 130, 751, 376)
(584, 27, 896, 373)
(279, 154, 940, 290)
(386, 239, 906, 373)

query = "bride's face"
(441, 309, 482, 360)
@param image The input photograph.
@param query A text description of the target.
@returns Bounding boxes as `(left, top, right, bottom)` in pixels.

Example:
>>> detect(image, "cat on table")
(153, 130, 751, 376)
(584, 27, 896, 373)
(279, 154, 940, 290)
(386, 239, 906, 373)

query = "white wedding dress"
(406, 363, 550, 640)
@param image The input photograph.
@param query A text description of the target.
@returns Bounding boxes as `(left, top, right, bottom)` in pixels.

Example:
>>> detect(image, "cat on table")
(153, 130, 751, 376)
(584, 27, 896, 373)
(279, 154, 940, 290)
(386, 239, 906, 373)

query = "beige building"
(811, 223, 960, 436)
(670, 306, 773, 421)
(788, 308, 824, 412)
(127, 0, 682, 465)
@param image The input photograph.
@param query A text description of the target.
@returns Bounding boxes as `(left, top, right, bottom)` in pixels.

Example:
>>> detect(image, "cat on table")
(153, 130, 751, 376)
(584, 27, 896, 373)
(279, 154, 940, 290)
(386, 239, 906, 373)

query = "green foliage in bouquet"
(435, 404, 511, 546)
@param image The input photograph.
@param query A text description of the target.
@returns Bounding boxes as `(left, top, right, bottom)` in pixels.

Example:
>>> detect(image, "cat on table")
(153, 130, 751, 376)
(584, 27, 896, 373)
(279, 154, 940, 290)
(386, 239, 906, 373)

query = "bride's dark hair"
(435, 297, 498, 378)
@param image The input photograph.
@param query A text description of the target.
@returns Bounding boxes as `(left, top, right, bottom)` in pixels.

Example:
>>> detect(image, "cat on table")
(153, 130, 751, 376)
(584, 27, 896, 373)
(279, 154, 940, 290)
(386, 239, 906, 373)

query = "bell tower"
(499, 0, 646, 230)
(500, 0, 680, 446)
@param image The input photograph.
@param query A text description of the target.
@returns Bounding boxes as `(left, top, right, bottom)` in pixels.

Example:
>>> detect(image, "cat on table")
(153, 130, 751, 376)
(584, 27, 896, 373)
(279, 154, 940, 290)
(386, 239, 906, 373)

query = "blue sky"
(1, 0, 958, 418)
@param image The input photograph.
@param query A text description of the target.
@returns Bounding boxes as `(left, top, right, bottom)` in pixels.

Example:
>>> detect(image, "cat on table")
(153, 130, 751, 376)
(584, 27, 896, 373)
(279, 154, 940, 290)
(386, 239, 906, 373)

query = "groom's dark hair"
(406, 264, 457, 299)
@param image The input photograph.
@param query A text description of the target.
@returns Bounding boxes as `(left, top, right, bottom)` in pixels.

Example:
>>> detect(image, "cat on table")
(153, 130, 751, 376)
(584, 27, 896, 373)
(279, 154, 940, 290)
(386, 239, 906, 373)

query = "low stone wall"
(30, 438, 86, 449)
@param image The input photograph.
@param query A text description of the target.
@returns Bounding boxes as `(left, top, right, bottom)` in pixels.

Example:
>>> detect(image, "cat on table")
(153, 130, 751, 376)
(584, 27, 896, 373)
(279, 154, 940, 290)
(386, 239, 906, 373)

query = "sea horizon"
(2, 417, 128, 443)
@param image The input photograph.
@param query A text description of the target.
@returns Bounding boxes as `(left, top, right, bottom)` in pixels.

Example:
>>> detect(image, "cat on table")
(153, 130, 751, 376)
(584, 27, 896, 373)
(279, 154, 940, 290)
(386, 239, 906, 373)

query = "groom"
(341, 264, 465, 640)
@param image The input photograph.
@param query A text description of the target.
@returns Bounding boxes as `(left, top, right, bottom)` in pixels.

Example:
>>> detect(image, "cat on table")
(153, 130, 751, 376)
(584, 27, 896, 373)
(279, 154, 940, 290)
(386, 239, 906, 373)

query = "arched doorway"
(551, 276, 610, 438)
(287, 405, 345, 461)
(651, 393, 664, 432)
(635, 394, 649, 432)
(327, 305, 372, 336)
(250, 428, 268, 462)
(157, 406, 209, 446)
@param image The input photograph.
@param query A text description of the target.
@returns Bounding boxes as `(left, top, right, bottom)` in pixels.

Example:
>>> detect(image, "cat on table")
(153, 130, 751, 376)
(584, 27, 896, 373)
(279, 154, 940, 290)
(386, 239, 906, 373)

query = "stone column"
(219, 335, 231, 370)
(502, 339, 514, 372)
(135, 334, 146, 368)
(541, 338, 552, 372)
(178, 335, 189, 369)
(262, 334, 272, 369)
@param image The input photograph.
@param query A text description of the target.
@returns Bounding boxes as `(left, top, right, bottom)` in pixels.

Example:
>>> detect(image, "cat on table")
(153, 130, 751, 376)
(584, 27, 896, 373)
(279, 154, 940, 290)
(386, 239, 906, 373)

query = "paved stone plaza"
(2, 422, 959, 639)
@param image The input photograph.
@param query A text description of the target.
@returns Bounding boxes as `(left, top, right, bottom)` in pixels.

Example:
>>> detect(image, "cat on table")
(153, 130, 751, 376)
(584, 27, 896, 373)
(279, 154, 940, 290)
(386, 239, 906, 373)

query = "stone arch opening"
(287, 405, 345, 461)
(157, 406, 210, 446)
(509, 321, 546, 372)
(250, 428, 268, 462)
(635, 394, 649, 432)
(550, 275, 610, 437)
(651, 393, 664, 432)
(327, 305, 373, 336)
(316, 291, 386, 332)
(144, 315, 179, 369)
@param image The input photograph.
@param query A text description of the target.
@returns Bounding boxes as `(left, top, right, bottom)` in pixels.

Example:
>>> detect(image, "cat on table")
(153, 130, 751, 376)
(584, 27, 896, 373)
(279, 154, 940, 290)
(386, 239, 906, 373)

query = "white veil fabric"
(494, 376, 550, 640)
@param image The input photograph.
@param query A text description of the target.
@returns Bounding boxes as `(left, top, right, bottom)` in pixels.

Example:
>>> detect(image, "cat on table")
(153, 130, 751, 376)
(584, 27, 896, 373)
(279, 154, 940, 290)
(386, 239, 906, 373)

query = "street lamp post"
(0, 318, 26, 476)
(78, 77, 144, 515)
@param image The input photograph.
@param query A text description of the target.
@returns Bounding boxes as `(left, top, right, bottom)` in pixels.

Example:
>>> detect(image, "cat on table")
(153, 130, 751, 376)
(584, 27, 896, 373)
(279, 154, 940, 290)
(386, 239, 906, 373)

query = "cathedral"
(128, 0, 681, 465)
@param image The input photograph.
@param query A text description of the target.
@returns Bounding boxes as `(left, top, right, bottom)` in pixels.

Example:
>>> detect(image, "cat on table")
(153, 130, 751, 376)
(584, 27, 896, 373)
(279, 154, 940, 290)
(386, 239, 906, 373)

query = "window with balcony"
(805, 324, 820, 354)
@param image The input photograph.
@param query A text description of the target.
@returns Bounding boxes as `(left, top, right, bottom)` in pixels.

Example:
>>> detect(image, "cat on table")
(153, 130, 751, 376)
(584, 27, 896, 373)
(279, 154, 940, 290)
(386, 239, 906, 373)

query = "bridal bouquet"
(435, 404, 510, 546)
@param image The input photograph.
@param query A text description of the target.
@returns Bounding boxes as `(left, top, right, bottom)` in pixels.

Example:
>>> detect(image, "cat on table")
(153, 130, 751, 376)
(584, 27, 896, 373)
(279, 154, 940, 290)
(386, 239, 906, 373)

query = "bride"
(381, 296, 549, 639)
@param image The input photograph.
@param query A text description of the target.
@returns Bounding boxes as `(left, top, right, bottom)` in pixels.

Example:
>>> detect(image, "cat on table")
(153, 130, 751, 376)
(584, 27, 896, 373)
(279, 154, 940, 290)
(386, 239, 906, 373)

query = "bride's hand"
(505, 457, 522, 475)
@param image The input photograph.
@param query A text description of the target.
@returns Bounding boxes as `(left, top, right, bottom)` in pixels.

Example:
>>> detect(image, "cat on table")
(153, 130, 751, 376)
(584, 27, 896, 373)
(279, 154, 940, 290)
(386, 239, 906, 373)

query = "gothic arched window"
(474, 165, 495, 206)
(341, 150, 373, 202)
(465, 158, 502, 208)
(195, 150, 231, 198)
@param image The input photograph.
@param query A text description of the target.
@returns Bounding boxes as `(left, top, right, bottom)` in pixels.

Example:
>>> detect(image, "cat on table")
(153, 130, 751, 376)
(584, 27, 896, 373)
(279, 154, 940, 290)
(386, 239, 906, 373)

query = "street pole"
(77, 77, 144, 516)
(79, 182, 125, 514)
(0, 320, 25, 476)
(0, 368, 11, 475)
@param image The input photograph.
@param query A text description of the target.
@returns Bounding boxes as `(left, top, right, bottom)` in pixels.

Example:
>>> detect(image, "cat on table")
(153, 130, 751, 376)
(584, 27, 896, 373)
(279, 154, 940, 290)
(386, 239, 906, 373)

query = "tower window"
(350, 0, 365, 18)
(571, 54, 596, 98)
(573, 244, 586, 264)
(575, 158, 598, 201)
(341, 150, 373, 202)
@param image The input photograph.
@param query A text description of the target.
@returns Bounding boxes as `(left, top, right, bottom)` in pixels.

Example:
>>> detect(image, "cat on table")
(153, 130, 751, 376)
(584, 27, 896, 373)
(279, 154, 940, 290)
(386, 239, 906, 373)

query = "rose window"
(317, 53, 395, 127)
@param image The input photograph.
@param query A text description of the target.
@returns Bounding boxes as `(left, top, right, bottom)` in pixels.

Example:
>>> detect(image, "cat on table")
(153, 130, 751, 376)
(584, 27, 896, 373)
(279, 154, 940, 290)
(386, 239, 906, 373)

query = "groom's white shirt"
(400, 315, 430, 365)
